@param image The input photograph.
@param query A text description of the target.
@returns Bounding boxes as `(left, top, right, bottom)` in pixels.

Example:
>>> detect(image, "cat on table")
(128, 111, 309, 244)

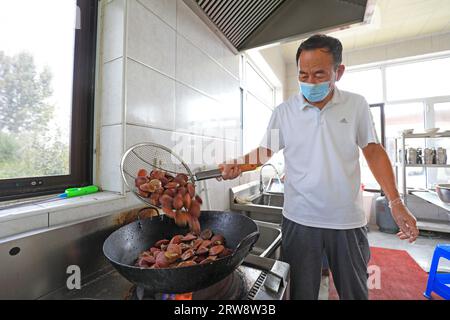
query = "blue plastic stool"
(424, 244, 450, 300)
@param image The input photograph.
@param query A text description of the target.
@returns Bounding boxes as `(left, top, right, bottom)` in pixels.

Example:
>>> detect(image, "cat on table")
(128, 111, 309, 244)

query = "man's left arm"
(362, 143, 419, 242)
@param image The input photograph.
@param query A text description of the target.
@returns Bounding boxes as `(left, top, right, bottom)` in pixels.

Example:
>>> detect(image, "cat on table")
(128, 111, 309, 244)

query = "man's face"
(297, 48, 344, 89)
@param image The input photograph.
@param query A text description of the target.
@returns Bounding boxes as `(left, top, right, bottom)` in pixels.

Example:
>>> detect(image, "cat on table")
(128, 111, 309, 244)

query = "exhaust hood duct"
(182, 0, 372, 53)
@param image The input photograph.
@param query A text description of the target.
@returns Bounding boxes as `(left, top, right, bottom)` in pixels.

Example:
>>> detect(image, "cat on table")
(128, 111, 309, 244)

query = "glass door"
(360, 104, 385, 192)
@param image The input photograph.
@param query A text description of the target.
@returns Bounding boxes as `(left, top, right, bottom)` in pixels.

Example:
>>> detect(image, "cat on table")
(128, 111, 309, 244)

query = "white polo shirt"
(260, 87, 379, 229)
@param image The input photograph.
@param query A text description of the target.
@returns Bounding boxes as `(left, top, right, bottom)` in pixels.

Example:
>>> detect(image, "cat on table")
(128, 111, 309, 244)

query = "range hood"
(182, 0, 374, 53)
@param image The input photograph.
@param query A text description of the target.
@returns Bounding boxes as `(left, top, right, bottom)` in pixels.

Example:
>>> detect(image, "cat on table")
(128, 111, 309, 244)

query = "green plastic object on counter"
(59, 185, 99, 198)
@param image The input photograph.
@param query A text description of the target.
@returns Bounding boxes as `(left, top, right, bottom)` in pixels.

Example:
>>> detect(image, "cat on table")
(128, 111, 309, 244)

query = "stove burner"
(127, 270, 248, 300)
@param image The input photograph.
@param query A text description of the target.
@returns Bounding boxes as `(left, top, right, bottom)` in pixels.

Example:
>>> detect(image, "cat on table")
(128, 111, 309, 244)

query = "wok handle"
(194, 164, 259, 181)
(227, 231, 260, 266)
(136, 207, 160, 228)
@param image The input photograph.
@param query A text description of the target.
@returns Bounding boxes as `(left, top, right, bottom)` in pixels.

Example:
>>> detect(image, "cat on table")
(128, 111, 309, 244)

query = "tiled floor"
(318, 224, 450, 300)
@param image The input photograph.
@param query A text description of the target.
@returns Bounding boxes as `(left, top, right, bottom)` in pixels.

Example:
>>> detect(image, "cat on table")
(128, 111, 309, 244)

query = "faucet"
(259, 163, 282, 193)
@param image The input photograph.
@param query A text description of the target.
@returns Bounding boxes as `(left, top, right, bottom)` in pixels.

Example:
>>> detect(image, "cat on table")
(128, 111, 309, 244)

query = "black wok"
(103, 211, 259, 294)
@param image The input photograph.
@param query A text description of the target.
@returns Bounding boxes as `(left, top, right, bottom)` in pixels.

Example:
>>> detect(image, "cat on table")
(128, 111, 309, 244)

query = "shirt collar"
(300, 86, 342, 111)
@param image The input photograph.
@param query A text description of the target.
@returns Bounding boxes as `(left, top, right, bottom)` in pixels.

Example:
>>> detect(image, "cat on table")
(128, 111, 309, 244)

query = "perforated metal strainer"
(120, 142, 257, 211)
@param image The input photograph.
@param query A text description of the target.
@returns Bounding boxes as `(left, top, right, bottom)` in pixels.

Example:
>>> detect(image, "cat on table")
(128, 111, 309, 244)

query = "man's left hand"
(391, 204, 419, 243)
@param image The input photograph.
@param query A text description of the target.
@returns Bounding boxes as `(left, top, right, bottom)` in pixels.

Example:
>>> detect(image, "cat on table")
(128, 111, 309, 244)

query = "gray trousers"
(281, 216, 371, 300)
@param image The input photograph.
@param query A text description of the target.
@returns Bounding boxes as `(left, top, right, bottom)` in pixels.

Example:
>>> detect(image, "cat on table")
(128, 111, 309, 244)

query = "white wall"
(342, 31, 450, 68)
(257, 46, 287, 104)
(97, 0, 244, 211)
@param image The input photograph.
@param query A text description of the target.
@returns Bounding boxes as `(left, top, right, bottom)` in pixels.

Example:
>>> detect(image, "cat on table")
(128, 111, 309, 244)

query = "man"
(219, 34, 419, 300)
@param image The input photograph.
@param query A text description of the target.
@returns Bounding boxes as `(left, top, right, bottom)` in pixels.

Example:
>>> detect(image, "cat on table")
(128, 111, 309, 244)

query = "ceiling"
(280, 0, 450, 64)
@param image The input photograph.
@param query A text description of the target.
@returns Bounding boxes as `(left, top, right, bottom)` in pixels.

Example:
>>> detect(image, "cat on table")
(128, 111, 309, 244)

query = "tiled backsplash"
(98, 0, 243, 210)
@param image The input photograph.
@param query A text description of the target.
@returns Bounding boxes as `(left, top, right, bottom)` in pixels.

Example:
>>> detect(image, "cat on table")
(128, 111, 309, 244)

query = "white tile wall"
(102, 0, 126, 63)
(99, 125, 124, 193)
(176, 35, 240, 104)
(125, 125, 240, 210)
(96, 0, 243, 211)
(176, 0, 239, 78)
(175, 82, 221, 136)
(239, 171, 262, 186)
(172, 132, 238, 168)
(101, 58, 124, 126)
(126, 124, 175, 149)
(209, 184, 227, 210)
(126, 58, 176, 130)
(127, 0, 176, 77)
(125, 0, 242, 210)
(137, 0, 177, 29)
(175, 83, 240, 139)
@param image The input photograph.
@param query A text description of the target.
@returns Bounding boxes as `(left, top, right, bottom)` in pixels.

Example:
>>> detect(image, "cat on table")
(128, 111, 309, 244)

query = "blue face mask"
(299, 81, 331, 102)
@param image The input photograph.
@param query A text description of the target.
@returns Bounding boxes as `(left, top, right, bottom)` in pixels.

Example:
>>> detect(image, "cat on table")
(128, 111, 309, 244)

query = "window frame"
(345, 52, 450, 193)
(344, 52, 450, 105)
(0, 0, 98, 201)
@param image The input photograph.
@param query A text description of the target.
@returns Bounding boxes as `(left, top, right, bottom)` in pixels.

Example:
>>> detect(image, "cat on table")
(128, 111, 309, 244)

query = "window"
(0, 0, 98, 201)
(386, 57, 450, 101)
(337, 68, 383, 104)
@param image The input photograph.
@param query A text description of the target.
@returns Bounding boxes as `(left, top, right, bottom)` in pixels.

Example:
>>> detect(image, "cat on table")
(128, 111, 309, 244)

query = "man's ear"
(335, 64, 345, 81)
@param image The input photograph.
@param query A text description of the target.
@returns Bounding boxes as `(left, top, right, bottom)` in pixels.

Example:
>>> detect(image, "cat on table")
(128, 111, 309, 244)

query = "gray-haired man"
(219, 34, 418, 300)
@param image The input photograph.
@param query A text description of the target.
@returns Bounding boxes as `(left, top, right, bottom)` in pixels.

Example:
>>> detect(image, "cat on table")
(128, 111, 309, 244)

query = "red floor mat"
(329, 247, 443, 300)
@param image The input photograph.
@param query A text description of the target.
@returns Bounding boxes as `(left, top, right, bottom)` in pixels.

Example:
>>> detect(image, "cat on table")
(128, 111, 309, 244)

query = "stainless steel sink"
(228, 182, 283, 259)
(230, 181, 284, 224)
(250, 220, 281, 259)
(251, 193, 284, 207)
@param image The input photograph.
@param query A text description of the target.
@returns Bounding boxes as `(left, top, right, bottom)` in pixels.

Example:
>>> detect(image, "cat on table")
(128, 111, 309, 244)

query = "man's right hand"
(218, 163, 242, 180)
(218, 147, 272, 181)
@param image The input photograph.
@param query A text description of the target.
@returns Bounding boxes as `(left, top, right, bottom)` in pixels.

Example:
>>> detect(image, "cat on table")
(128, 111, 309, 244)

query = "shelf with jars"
(394, 130, 450, 209)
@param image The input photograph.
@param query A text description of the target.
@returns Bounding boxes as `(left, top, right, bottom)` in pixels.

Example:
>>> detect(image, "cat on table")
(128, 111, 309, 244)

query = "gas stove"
(45, 254, 290, 300)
